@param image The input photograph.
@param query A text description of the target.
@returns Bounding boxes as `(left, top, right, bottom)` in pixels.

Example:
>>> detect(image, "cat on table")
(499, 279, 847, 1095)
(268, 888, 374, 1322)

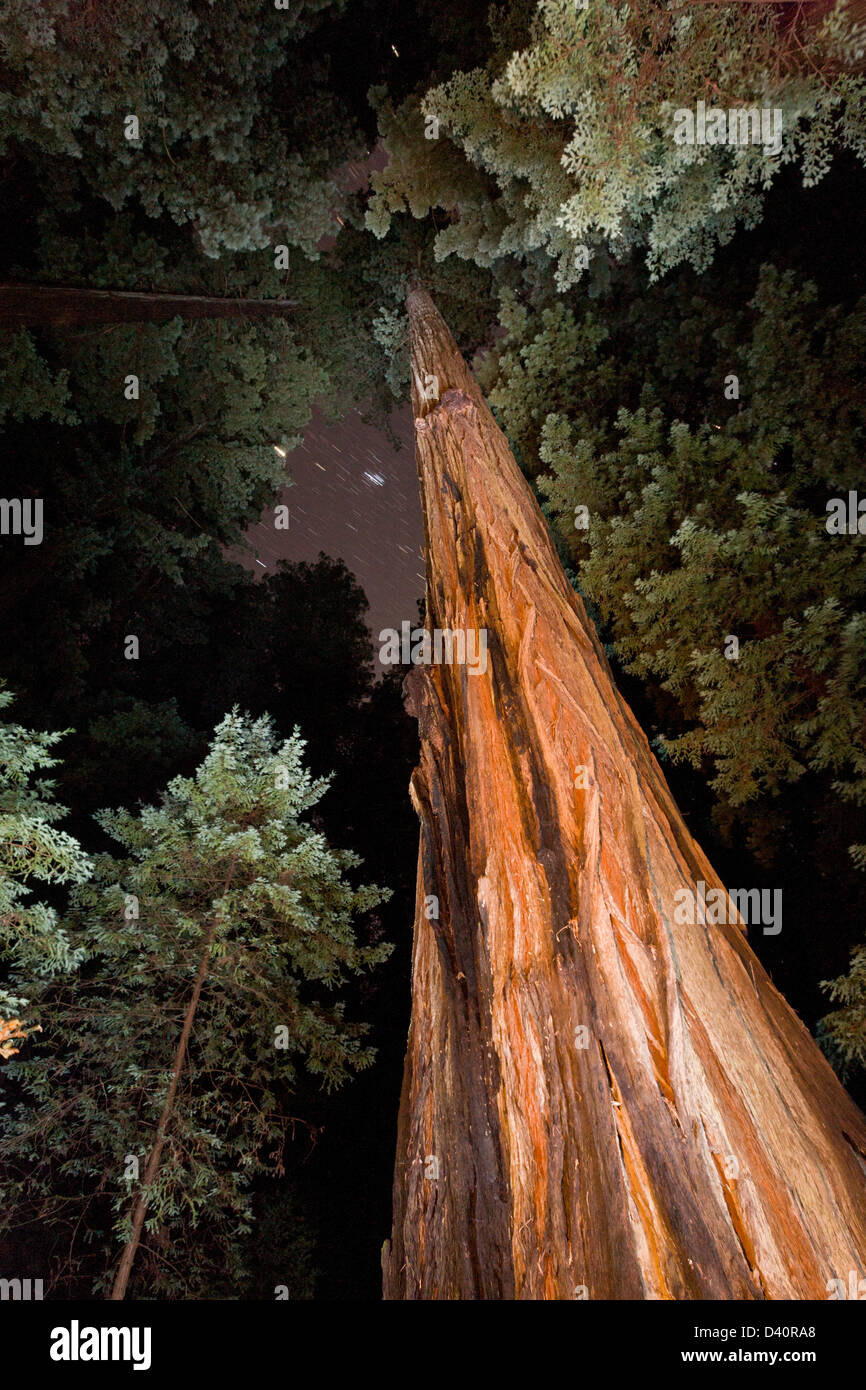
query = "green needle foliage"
(820, 945, 866, 1079)
(368, 0, 866, 284)
(0, 710, 391, 1297)
(0, 0, 355, 258)
(0, 686, 91, 1054)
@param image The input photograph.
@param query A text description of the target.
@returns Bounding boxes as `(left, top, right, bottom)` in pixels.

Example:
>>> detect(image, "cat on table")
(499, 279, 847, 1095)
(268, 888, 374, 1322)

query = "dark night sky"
(231, 140, 427, 658)
(236, 403, 426, 663)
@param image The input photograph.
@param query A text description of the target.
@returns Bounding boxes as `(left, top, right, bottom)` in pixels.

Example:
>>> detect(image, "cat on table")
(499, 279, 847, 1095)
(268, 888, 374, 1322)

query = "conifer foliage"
(368, 0, 866, 283)
(0, 687, 91, 1056)
(0, 0, 353, 258)
(0, 712, 391, 1298)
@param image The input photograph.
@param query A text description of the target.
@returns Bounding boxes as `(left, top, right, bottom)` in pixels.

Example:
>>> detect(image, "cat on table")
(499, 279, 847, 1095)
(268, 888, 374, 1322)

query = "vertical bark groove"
(383, 286, 866, 1300)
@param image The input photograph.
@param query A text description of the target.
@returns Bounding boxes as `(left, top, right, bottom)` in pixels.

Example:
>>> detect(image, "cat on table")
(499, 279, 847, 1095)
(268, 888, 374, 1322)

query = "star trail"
(240, 405, 426, 662)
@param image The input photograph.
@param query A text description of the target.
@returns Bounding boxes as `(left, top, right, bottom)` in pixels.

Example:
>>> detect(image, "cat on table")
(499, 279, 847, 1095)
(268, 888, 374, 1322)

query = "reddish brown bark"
(0, 284, 297, 328)
(382, 287, 866, 1301)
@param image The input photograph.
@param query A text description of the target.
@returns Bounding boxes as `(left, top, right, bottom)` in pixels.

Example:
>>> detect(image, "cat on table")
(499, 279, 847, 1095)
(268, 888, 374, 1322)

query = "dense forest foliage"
(1, 0, 865, 1297)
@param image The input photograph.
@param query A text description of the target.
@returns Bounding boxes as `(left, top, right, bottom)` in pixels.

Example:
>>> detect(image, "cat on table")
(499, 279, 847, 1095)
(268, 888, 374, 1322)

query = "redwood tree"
(0, 284, 297, 328)
(381, 287, 866, 1300)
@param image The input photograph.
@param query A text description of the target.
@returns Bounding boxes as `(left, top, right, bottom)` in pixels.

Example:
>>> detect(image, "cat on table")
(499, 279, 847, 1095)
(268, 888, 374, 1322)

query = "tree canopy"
(0, 711, 390, 1297)
(2, 0, 866, 1298)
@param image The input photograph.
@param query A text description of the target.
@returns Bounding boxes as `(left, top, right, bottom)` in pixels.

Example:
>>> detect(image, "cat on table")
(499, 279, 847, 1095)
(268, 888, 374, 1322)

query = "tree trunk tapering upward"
(0, 284, 297, 328)
(382, 286, 866, 1301)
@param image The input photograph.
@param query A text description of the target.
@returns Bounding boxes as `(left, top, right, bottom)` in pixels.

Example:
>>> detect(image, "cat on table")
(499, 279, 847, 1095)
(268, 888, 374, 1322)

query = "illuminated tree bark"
(382, 286, 866, 1301)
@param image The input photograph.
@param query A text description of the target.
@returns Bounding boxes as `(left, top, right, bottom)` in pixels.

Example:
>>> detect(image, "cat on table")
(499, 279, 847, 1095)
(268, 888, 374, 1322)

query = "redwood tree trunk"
(0, 284, 297, 328)
(382, 286, 866, 1301)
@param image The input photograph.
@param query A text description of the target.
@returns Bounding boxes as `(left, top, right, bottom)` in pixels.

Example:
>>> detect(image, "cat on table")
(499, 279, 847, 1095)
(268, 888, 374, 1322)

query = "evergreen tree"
(367, 0, 866, 284)
(0, 687, 91, 1057)
(0, 0, 357, 258)
(382, 282, 866, 1301)
(0, 711, 391, 1298)
(820, 945, 866, 1078)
